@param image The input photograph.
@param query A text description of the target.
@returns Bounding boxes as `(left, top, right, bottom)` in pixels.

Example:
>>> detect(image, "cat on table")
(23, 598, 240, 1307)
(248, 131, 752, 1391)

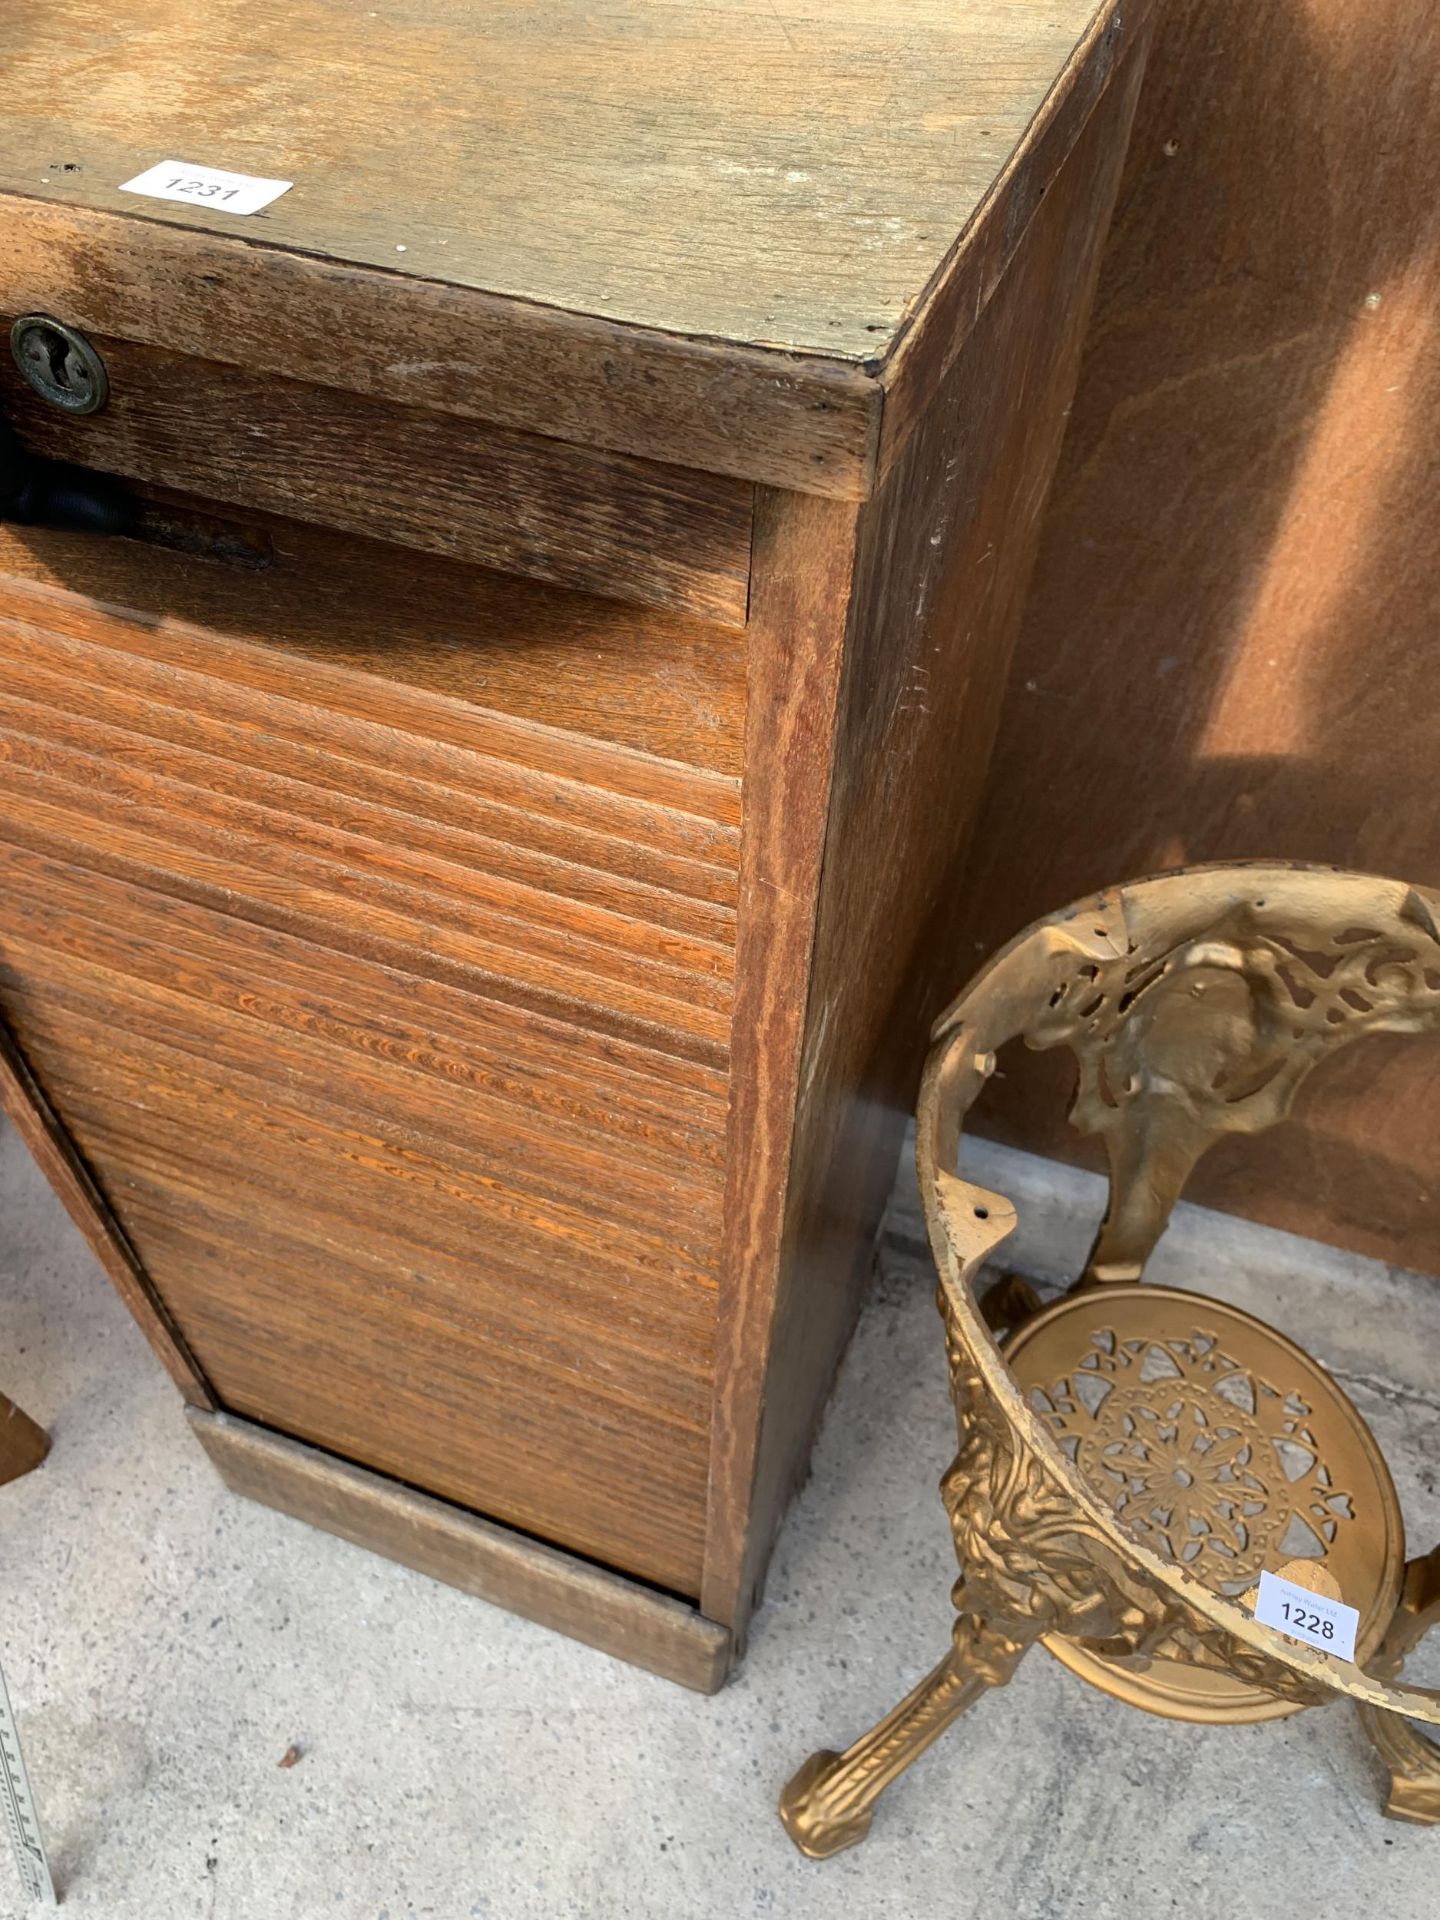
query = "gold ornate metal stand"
(780, 866, 1440, 1858)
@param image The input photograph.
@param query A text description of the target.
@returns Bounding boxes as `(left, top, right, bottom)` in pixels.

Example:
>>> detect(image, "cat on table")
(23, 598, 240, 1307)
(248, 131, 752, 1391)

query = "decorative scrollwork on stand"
(937, 1289, 1331, 1710)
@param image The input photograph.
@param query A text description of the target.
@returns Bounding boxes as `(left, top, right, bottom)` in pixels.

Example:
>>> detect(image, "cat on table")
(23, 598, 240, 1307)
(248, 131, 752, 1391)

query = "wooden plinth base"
(187, 1410, 733, 1693)
(0, 1394, 49, 1487)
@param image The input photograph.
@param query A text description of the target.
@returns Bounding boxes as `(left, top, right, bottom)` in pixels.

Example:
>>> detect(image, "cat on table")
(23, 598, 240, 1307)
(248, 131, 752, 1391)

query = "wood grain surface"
(0, 198, 876, 499)
(0, 1011, 213, 1407)
(0, 0, 1123, 360)
(702, 487, 860, 1625)
(190, 1410, 733, 1691)
(0, 501, 748, 780)
(0, 556, 740, 1593)
(874, 0, 1138, 486)
(0, 1, 1153, 494)
(703, 33, 1146, 1631)
(959, 0, 1440, 1273)
(0, 336, 754, 622)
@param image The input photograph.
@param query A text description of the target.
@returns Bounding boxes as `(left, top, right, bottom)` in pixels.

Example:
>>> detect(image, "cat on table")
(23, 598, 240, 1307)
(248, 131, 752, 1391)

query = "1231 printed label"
(1253, 1570, 1359, 1662)
(119, 160, 293, 216)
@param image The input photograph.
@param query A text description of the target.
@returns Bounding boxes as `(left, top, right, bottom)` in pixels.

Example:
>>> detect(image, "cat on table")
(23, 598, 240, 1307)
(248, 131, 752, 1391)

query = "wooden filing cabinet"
(0, 0, 1152, 1688)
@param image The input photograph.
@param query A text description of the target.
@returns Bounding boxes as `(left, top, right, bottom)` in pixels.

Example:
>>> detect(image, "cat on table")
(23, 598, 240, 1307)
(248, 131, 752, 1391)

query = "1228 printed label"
(1253, 1570, 1359, 1662)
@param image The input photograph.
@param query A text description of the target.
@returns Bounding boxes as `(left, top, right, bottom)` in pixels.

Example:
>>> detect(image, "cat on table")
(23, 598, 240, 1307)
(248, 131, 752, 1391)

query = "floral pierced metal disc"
(1004, 1285, 1405, 1723)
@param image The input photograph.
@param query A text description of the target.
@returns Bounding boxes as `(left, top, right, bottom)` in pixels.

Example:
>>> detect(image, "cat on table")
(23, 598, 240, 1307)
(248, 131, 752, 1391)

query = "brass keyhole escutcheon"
(9, 314, 110, 415)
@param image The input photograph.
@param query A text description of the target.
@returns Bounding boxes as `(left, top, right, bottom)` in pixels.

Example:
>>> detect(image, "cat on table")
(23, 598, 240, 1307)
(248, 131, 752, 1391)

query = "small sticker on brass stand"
(1247, 1559, 1361, 1664)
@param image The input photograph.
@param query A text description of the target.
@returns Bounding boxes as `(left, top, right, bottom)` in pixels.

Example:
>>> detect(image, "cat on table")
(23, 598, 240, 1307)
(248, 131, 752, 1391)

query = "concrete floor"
(2, 1113, 1438, 1920)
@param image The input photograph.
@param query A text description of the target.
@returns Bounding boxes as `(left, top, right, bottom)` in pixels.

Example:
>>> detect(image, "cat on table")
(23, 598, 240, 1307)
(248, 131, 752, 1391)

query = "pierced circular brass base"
(1004, 1285, 1405, 1724)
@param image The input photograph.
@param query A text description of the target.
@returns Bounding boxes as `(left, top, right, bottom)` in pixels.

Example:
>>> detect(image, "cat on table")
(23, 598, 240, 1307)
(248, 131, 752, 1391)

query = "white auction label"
(1253, 1569, 1359, 1662)
(119, 160, 293, 216)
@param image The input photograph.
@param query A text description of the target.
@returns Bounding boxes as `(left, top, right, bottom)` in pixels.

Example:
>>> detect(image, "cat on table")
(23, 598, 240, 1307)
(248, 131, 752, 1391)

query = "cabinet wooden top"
(0, 0, 1148, 494)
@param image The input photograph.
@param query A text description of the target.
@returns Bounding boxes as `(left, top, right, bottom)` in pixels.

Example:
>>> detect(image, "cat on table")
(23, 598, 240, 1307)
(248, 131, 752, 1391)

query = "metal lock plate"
(10, 315, 109, 415)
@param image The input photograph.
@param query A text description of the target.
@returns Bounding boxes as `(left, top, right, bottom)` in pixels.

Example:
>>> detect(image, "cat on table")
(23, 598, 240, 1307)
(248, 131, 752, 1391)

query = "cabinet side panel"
(703, 37, 1148, 1630)
(702, 491, 860, 1619)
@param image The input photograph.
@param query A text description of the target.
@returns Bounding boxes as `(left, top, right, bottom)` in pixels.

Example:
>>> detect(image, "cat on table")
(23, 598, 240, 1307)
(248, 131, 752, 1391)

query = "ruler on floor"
(0, 1658, 55, 1907)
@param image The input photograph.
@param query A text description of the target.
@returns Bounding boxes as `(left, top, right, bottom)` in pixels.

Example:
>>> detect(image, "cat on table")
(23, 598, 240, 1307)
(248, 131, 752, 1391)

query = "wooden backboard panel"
(960, 0, 1440, 1273)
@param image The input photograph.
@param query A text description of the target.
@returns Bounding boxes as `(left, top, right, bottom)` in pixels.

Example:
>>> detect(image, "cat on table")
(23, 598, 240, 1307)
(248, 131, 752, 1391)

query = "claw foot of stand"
(1360, 1693, 1440, 1826)
(779, 1628, 1031, 1858)
(1376, 1753, 1440, 1826)
(780, 1749, 874, 1859)
(1359, 1547, 1440, 1825)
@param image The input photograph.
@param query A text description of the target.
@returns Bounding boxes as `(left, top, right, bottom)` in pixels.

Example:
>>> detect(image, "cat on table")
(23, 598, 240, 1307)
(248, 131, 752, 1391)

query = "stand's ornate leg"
(779, 1614, 1035, 1858)
(979, 1272, 1041, 1336)
(0, 1392, 49, 1487)
(1078, 1105, 1211, 1289)
(1358, 1547, 1440, 1824)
